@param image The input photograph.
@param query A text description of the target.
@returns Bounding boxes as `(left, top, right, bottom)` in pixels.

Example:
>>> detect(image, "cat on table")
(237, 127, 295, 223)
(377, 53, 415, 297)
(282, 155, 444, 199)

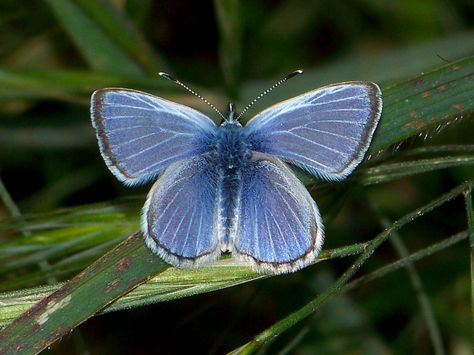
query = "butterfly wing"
(232, 152, 324, 274)
(142, 153, 220, 267)
(91, 88, 217, 185)
(244, 82, 382, 180)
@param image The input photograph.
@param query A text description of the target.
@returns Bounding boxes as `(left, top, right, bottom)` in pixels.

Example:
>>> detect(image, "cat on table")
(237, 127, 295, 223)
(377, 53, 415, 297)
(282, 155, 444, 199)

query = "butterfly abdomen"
(215, 123, 251, 250)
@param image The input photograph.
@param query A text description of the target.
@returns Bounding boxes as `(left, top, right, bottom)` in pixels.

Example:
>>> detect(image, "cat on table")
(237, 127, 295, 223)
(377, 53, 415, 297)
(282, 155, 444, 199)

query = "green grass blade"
(214, 0, 242, 97)
(464, 184, 474, 346)
(75, 0, 168, 74)
(342, 230, 468, 294)
(0, 232, 167, 355)
(0, 230, 466, 336)
(0, 201, 140, 290)
(397, 144, 474, 157)
(358, 155, 474, 186)
(230, 182, 471, 354)
(240, 30, 474, 104)
(0, 68, 215, 109)
(369, 200, 445, 355)
(0, 182, 470, 352)
(372, 56, 474, 152)
(0, 178, 21, 218)
(2, 32, 473, 107)
(0, 242, 372, 327)
(0, 49, 472, 355)
(43, 0, 143, 76)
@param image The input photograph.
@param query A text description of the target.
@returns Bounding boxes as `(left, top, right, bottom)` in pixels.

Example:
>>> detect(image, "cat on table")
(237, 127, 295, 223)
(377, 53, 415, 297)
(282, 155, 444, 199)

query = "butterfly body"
(91, 80, 382, 274)
(214, 116, 251, 249)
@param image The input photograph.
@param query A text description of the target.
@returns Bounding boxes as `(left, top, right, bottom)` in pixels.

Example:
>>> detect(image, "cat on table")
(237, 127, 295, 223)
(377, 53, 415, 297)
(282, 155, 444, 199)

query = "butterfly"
(90, 71, 382, 274)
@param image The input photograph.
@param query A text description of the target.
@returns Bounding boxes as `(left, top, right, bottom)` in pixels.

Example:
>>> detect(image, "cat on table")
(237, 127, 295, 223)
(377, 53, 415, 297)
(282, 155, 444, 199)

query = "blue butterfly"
(90, 72, 382, 274)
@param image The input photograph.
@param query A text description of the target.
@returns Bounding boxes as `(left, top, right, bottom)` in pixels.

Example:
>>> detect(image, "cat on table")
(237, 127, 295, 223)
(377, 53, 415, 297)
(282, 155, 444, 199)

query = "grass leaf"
(0, 233, 167, 354)
(0, 48, 473, 355)
(230, 183, 471, 354)
(75, 0, 168, 74)
(373, 56, 474, 151)
(43, 0, 144, 76)
(214, 0, 242, 97)
(464, 184, 474, 346)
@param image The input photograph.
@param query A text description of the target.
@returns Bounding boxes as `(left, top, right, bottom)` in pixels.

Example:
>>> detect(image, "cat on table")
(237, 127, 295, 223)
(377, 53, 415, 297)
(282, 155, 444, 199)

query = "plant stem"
(368, 197, 445, 355)
(463, 183, 474, 349)
(230, 182, 471, 354)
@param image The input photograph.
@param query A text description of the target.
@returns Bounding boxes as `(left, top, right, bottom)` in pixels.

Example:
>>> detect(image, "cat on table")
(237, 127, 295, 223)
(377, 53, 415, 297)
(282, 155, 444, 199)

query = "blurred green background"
(0, 0, 474, 354)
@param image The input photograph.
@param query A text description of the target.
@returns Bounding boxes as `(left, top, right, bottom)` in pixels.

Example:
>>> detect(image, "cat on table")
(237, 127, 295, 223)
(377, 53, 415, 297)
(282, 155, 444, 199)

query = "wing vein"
(103, 104, 156, 111)
(120, 92, 158, 109)
(283, 132, 349, 157)
(123, 135, 179, 161)
(289, 126, 359, 142)
(268, 208, 290, 259)
(263, 209, 276, 260)
(181, 205, 196, 255)
(307, 94, 365, 106)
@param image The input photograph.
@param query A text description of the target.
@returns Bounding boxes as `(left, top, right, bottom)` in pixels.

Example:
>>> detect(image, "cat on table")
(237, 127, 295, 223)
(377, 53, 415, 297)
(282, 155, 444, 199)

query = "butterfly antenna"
(236, 69, 303, 120)
(159, 72, 225, 120)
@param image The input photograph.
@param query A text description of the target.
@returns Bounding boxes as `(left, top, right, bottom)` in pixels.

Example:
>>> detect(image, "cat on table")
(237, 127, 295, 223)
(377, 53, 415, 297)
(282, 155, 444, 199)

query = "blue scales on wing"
(142, 154, 221, 267)
(91, 89, 217, 185)
(232, 152, 324, 274)
(245, 82, 382, 180)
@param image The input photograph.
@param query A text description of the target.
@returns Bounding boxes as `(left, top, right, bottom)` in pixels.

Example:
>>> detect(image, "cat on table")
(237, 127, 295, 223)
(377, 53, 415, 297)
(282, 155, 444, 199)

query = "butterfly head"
(221, 103, 241, 127)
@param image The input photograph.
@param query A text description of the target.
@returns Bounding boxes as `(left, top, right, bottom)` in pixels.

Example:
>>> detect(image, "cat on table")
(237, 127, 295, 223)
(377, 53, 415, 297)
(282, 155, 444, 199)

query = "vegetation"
(0, 1, 473, 353)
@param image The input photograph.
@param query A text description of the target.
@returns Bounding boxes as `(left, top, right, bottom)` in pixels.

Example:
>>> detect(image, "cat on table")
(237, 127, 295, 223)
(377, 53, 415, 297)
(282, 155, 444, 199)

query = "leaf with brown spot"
(371, 55, 474, 151)
(0, 233, 167, 355)
(1, 53, 474, 355)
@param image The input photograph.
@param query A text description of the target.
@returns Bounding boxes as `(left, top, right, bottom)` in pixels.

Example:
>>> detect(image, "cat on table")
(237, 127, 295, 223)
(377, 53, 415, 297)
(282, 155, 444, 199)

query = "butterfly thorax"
(215, 120, 252, 250)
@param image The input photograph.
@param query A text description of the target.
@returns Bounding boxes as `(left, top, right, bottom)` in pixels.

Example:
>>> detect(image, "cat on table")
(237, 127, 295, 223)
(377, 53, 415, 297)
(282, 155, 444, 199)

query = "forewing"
(142, 154, 220, 267)
(233, 152, 324, 274)
(91, 88, 217, 185)
(244, 82, 382, 180)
